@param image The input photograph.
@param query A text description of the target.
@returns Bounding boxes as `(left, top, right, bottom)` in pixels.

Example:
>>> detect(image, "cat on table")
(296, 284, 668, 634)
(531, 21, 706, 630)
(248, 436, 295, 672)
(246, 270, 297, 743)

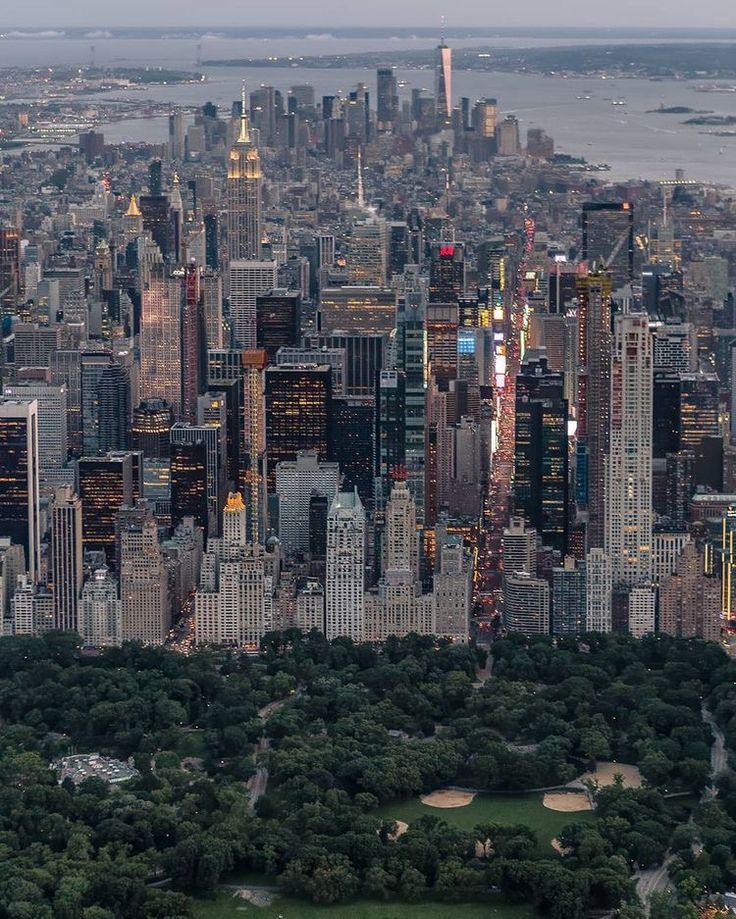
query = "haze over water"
(3, 30, 736, 186)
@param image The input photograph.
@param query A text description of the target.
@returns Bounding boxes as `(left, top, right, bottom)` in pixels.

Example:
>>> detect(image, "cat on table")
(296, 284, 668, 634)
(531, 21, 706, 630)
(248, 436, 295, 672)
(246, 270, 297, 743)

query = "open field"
(194, 893, 540, 919)
(374, 791, 595, 851)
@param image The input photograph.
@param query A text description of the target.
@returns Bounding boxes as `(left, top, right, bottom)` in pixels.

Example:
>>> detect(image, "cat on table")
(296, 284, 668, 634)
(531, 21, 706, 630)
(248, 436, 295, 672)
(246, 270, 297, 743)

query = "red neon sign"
(439, 245, 455, 257)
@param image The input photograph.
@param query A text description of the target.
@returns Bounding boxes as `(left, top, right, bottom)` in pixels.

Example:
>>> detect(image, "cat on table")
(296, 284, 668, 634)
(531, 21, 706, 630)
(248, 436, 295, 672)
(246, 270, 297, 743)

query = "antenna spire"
(440, 13, 446, 45)
(237, 81, 251, 144)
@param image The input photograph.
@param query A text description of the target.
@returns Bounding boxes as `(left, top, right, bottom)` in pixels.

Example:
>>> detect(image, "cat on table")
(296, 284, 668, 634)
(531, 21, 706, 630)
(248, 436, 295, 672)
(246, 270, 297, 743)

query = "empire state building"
(227, 86, 263, 262)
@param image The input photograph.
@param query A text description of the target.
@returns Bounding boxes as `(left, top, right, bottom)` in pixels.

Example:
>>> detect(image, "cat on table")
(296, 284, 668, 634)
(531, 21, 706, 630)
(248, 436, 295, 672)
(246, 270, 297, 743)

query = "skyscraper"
(605, 314, 653, 587)
(514, 356, 569, 555)
(429, 242, 465, 303)
(435, 38, 452, 127)
(376, 67, 399, 132)
(140, 268, 183, 416)
(0, 400, 40, 581)
(120, 516, 170, 644)
(325, 490, 365, 641)
(551, 557, 586, 635)
(581, 202, 634, 289)
(256, 289, 301, 361)
(229, 259, 278, 349)
(227, 86, 263, 263)
(80, 567, 121, 648)
(170, 437, 209, 537)
(503, 572, 550, 635)
(180, 263, 206, 424)
(576, 271, 613, 549)
(51, 486, 83, 633)
(659, 543, 721, 641)
(275, 450, 340, 558)
(0, 227, 21, 309)
(77, 453, 135, 562)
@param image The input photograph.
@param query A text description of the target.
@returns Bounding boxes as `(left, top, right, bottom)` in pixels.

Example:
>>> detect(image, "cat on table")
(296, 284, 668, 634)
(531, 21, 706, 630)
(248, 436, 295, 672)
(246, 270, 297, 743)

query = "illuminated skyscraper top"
(435, 22, 452, 128)
(227, 83, 263, 263)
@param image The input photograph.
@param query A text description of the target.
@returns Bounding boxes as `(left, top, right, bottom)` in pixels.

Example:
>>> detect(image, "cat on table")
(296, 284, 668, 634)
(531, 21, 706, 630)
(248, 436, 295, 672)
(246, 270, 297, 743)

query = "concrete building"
(586, 548, 612, 632)
(659, 542, 721, 641)
(120, 517, 170, 644)
(80, 567, 121, 648)
(275, 450, 340, 558)
(325, 490, 365, 641)
(50, 486, 83, 633)
(503, 571, 550, 634)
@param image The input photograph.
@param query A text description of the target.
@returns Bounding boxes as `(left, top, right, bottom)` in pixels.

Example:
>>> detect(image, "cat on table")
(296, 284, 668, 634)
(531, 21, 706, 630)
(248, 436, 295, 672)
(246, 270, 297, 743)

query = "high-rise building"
(51, 486, 83, 633)
(0, 227, 22, 309)
(140, 268, 183, 416)
(227, 88, 263, 263)
(81, 351, 113, 456)
(659, 543, 721, 641)
(514, 356, 569, 555)
(471, 98, 497, 137)
(229, 259, 278, 349)
(502, 517, 537, 577)
(168, 109, 186, 160)
(376, 67, 399, 132)
(576, 271, 613, 549)
(581, 202, 634, 289)
(5, 383, 68, 472)
(628, 586, 656, 639)
(264, 364, 332, 490)
(0, 400, 40, 581)
(170, 436, 209, 537)
(77, 453, 135, 562)
(120, 516, 170, 644)
(347, 221, 387, 286)
(375, 370, 406, 511)
(325, 490, 365, 640)
(551, 556, 586, 635)
(433, 533, 471, 643)
(80, 567, 121, 648)
(97, 362, 131, 453)
(585, 548, 612, 632)
(328, 397, 374, 509)
(429, 242, 465, 303)
(435, 39, 452, 127)
(181, 263, 206, 424)
(318, 286, 395, 336)
(275, 450, 340, 558)
(503, 572, 550, 634)
(396, 290, 427, 523)
(605, 314, 653, 587)
(132, 399, 173, 459)
(256, 289, 301, 361)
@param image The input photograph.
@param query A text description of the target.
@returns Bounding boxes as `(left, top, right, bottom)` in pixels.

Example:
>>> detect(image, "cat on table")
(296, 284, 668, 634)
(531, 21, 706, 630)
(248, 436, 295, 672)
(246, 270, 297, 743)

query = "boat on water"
(611, 98, 626, 106)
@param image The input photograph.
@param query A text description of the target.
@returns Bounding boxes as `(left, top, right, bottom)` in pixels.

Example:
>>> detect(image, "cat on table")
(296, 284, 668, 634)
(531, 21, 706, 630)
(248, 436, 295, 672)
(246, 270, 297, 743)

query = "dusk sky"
(0, 0, 729, 29)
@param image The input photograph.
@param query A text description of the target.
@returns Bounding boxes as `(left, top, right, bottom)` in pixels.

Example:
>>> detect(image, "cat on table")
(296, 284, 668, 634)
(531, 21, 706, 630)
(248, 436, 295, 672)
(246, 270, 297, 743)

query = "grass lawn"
(194, 893, 539, 918)
(374, 792, 595, 852)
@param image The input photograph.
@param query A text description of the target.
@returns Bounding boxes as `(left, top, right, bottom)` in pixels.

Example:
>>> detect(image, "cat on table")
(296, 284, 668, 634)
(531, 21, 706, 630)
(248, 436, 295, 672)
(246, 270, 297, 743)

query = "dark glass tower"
(98, 362, 131, 453)
(256, 289, 301, 361)
(376, 67, 399, 132)
(264, 364, 332, 490)
(514, 356, 569, 555)
(329, 397, 374, 510)
(581, 201, 634, 289)
(429, 242, 465, 304)
(170, 439, 209, 535)
(77, 453, 135, 563)
(0, 401, 40, 580)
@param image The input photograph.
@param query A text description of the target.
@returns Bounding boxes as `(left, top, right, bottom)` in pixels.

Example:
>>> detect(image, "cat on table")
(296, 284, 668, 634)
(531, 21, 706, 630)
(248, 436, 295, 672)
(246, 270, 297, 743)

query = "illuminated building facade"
(77, 452, 135, 564)
(227, 89, 263, 263)
(0, 400, 40, 581)
(140, 268, 183, 417)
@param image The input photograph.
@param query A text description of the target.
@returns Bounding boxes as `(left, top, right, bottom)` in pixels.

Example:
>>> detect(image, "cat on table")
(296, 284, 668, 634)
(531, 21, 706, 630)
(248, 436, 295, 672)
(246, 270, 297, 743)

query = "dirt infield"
(551, 837, 571, 855)
(420, 789, 476, 808)
(390, 820, 409, 839)
(543, 792, 594, 813)
(581, 762, 642, 789)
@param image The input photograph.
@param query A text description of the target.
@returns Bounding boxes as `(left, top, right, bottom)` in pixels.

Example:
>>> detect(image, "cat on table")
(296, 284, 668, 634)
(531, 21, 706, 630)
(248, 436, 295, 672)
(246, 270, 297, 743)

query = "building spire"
(440, 13, 446, 46)
(237, 81, 251, 144)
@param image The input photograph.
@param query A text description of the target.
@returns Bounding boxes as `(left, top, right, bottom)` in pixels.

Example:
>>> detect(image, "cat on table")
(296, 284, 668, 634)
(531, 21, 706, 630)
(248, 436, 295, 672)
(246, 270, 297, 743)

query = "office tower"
(643, 264, 685, 319)
(195, 493, 273, 648)
(229, 259, 278, 349)
(666, 450, 695, 530)
(0, 227, 21, 309)
(275, 450, 340, 558)
(503, 572, 550, 634)
(605, 314, 653, 587)
(496, 116, 521, 155)
(502, 517, 537, 577)
(429, 242, 465, 303)
(426, 304, 459, 380)
(679, 371, 720, 452)
(170, 434, 210, 538)
(50, 487, 83, 633)
(77, 453, 135, 562)
(4, 383, 67, 473)
(80, 567, 121, 648)
(347, 221, 387, 286)
(308, 493, 329, 582)
(576, 272, 613, 549)
(256, 289, 301, 360)
(227, 88, 263, 262)
(98, 362, 130, 453)
(329, 397, 374, 509)
(375, 370, 406, 511)
(180, 263, 206, 424)
(325, 490, 365, 641)
(279, 346, 346, 395)
(471, 98, 498, 137)
(168, 109, 186, 160)
(396, 291, 426, 523)
(264, 364, 332, 490)
(318, 286, 395, 336)
(309, 332, 384, 398)
(120, 516, 170, 644)
(514, 356, 569, 554)
(0, 400, 40, 581)
(551, 556, 586, 635)
(202, 269, 224, 349)
(433, 534, 470, 643)
(140, 268, 183, 416)
(80, 351, 112, 455)
(139, 194, 172, 260)
(376, 67, 398, 132)
(204, 214, 219, 270)
(435, 38, 452, 127)
(659, 543, 721, 641)
(387, 222, 410, 281)
(132, 399, 173, 459)
(652, 320, 696, 373)
(581, 202, 634, 289)
(49, 350, 81, 456)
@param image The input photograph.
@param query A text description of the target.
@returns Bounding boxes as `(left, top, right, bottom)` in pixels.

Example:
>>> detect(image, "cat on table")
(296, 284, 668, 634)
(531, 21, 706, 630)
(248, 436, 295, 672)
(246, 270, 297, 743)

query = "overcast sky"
(1, 0, 731, 29)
